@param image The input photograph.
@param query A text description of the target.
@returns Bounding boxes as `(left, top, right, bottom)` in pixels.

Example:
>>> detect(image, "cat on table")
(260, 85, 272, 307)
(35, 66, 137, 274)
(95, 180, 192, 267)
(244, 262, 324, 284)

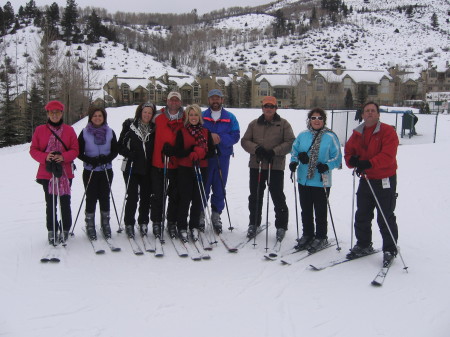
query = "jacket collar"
(257, 112, 281, 125)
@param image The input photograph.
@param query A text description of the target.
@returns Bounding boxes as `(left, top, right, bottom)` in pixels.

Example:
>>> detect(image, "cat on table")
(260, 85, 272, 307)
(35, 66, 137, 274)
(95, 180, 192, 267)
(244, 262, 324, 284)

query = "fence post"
(433, 111, 439, 143)
(345, 110, 349, 142)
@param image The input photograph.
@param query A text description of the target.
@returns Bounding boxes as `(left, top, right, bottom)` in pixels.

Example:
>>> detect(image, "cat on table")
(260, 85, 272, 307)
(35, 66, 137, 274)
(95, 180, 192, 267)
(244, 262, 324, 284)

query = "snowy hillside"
(0, 106, 449, 336)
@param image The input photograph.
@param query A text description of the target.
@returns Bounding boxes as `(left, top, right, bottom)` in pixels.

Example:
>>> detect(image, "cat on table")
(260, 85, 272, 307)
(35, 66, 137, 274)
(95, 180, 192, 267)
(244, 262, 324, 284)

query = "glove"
(265, 149, 275, 162)
(289, 162, 298, 172)
(356, 160, 371, 174)
(298, 152, 309, 164)
(189, 152, 199, 162)
(85, 156, 99, 167)
(316, 163, 329, 174)
(97, 154, 108, 165)
(349, 155, 359, 167)
(255, 147, 266, 158)
(162, 143, 175, 157)
(127, 151, 136, 160)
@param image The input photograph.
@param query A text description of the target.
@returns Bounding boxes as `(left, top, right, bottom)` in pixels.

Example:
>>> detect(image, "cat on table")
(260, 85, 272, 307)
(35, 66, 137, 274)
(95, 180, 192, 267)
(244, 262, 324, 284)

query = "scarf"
(138, 120, 152, 142)
(186, 124, 207, 150)
(306, 124, 332, 180)
(86, 122, 108, 145)
(46, 123, 71, 196)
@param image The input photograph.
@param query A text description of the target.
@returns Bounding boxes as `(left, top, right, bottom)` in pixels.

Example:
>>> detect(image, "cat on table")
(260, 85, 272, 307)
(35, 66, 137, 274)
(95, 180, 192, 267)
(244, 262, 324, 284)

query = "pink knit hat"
(45, 100, 65, 111)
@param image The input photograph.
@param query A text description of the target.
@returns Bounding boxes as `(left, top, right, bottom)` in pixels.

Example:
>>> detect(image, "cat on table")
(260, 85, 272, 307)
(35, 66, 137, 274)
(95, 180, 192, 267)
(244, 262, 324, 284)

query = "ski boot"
(100, 211, 112, 239)
(85, 212, 97, 241)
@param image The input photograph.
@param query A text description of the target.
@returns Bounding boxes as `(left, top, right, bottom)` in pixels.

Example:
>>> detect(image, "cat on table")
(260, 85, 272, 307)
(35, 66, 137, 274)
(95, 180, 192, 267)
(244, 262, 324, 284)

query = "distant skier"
(30, 100, 79, 245)
(345, 101, 399, 266)
(241, 96, 295, 241)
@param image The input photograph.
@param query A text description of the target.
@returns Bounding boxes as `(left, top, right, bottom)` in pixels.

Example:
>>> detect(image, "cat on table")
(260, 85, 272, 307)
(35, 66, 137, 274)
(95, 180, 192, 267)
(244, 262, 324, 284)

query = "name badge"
(382, 177, 390, 189)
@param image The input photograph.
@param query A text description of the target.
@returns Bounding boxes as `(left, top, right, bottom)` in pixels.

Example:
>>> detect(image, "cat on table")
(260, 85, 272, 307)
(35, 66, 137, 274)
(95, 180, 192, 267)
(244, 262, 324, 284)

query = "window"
(274, 88, 289, 99)
(343, 78, 353, 91)
(429, 71, 437, 78)
(193, 85, 199, 97)
(381, 79, 389, 94)
(316, 77, 324, 91)
(329, 83, 339, 94)
(260, 81, 269, 96)
(367, 85, 378, 96)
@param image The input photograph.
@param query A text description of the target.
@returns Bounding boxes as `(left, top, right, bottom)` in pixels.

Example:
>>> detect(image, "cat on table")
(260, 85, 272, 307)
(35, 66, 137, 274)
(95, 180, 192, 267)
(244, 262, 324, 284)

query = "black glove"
(162, 143, 175, 157)
(289, 162, 298, 172)
(127, 150, 136, 161)
(316, 163, 329, 174)
(255, 147, 266, 158)
(356, 160, 371, 174)
(265, 149, 275, 162)
(298, 152, 309, 164)
(349, 155, 359, 167)
(85, 156, 99, 167)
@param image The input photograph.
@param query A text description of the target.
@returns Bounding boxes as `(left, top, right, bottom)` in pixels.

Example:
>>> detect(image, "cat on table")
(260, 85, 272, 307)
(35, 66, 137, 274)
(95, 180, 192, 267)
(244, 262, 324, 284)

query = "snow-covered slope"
(0, 106, 449, 337)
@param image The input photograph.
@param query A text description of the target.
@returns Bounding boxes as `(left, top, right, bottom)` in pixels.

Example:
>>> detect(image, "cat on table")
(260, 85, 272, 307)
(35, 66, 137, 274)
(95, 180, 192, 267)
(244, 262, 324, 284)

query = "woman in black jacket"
(118, 103, 156, 238)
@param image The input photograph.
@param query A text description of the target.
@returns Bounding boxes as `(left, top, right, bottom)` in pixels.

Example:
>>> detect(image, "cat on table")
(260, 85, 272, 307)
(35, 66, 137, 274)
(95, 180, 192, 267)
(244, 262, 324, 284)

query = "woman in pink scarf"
(30, 100, 79, 245)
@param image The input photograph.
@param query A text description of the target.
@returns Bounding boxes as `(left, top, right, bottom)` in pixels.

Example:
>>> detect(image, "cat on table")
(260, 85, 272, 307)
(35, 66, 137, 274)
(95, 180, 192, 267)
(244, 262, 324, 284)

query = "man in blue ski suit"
(201, 89, 240, 233)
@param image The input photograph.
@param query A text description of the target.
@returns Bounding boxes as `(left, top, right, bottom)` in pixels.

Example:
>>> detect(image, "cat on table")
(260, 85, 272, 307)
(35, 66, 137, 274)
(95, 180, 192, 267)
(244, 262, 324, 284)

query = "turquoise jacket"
(290, 129, 342, 187)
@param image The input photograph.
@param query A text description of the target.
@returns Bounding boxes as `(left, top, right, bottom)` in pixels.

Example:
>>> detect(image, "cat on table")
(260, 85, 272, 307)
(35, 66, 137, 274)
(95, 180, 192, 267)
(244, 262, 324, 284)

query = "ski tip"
(95, 250, 106, 255)
(280, 260, 291, 265)
(309, 264, 321, 271)
(371, 281, 382, 287)
(112, 247, 121, 252)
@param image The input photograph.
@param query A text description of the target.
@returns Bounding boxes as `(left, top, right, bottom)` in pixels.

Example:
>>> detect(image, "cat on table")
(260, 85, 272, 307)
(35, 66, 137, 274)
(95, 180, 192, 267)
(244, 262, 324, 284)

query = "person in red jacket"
(151, 92, 185, 238)
(344, 101, 399, 265)
(30, 100, 79, 245)
(172, 104, 215, 241)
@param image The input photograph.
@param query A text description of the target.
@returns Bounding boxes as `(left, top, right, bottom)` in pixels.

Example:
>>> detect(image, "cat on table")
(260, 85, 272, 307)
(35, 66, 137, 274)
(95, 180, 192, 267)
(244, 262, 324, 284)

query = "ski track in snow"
(1, 107, 449, 337)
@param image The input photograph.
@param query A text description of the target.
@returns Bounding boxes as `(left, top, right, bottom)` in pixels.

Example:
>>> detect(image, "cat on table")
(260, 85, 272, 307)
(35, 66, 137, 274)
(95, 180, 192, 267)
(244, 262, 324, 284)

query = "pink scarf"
(46, 124, 71, 196)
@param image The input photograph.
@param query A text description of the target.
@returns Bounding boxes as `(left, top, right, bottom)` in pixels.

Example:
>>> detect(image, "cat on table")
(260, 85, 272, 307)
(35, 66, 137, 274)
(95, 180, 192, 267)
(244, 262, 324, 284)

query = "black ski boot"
(100, 211, 112, 239)
(167, 222, 177, 238)
(152, 223, 161, 237)
(294, 235, 313, 251)
(211, 211, 223, 234)
(48, 231, 57, 245)
(125, 225, 135, 239)
(247, 225, 257, 239)
(346, 243, 374, 259)
(179, 229, 188, 243)
(139, 224, 148, 236)
(85, 212, 97, 241)
(276, 228, 286, 242)
(308, 237, 328, 253)
(59, 231, 69, 244)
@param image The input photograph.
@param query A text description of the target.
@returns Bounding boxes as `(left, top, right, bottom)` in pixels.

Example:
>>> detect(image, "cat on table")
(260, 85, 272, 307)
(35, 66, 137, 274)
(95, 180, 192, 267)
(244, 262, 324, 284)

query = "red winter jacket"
(344, 121, 398, 179)
(30, 123, 79, 179)
(174, 127, 214, 168)
(152, 108, 185, 169)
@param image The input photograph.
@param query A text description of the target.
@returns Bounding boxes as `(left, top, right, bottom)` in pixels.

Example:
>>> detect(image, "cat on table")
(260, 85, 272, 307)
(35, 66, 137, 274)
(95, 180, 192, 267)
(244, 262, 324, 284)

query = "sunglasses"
(263, 104, 276, 109)
(310, 116, 324, 121)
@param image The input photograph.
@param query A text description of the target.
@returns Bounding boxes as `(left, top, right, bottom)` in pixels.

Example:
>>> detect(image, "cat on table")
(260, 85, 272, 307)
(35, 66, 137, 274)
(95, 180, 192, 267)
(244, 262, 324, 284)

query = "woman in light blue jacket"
(289, 108, 342, 252)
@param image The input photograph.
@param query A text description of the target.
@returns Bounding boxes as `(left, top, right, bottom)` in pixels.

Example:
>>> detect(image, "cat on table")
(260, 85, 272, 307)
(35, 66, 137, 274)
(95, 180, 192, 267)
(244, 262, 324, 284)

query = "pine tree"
(43, 3, 60, 40)
(3, 2, 15, 29)
(431, 13, 439, 29)
(28, 82, 46, 137)
(24, 0, 37, 19)
(86, 10, 103, 43)
(273, 9, 287, 38)
(171, 56, 177, 69)
(290, 88, 297, 108)
(61, 0, 81, 44)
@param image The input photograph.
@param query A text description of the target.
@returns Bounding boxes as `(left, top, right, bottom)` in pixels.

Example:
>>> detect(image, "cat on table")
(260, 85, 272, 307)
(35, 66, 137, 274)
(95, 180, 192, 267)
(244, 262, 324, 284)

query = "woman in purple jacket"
(78, 107, 118, 241)
(30, 100, 79, 245)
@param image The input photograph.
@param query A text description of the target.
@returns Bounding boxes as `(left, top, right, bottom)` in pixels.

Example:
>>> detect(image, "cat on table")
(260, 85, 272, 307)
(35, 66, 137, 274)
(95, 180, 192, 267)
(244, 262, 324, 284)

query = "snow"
(1, 106, 449, 336)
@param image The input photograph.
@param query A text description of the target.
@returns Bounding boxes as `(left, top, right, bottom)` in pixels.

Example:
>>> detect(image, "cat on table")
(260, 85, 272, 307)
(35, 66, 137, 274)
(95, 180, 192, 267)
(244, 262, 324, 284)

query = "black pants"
(83, 169, 113, 213)
(122, 172, 151, 226)
(355, 175, 398, 252)
(298, 184, 330, 239)
(151, 167, 178, 223)
(176, 166, 207, 230)
(248, 168, 288, 229)
(42, 179, 72, 232)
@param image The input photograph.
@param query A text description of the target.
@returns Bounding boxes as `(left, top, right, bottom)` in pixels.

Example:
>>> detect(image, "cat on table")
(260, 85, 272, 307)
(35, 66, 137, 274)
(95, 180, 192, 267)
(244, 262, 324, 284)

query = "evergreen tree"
(27, 82, 46, 139)
(310, 7, 318, 26)
(171, 56, 177, 68)
(43, 3, 60, 39)
(356, 85, 367, 106)
(290, 88, 297, 108)
(344, 89, 353, 109)
(272, 9, 287, 38)
(0, 8, 4, 35)
(431, 13, 439, 29)
(85, 10, 102, 43)
(61, 0, 81, 44)
(24, 0, 37, 19)
(3, 2, 15, 29)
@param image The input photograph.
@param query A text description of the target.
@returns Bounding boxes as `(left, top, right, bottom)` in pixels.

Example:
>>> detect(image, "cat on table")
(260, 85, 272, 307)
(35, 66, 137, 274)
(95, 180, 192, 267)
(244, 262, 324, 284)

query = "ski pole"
(290, 171, 300, 242)
(118, 161, 133, 233)
(51, 174, 57, 246)
(160, 156, 169, 242)
(321, 174, 341, 251)
(103, 166, 120, 226)
(350, 169, 356, 249)
(252, 160, 263, 247)
(363, 174, 408, 271)
(55, 176, 67, 245)
(264, 161, 272, 252)
(71, 169, 94, 235)
(195, 163, 218, 245)
(214, 148, 234, 231)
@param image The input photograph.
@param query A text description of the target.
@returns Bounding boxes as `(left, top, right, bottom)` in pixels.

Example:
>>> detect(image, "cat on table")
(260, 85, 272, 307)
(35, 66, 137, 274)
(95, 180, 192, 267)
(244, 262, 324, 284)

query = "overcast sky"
(6, 0, 271, 15)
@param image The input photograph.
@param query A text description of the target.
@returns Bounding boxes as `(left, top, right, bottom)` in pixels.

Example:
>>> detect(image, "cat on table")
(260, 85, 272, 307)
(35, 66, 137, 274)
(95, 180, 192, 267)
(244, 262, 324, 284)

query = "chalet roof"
(255, 73, 296, 86)
(117, 78, 149, 91)
(317, 70, 392, 84)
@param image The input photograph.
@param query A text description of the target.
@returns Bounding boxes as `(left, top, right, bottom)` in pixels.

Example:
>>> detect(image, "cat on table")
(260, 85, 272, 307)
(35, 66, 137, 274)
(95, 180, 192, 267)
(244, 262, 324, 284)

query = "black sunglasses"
(263, 104, 276, 109)
(310, 116, 324, 121)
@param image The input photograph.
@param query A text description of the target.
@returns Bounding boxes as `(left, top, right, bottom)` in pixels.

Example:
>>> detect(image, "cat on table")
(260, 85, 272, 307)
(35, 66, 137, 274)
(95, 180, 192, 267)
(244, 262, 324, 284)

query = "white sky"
(6, 0, 271, 15)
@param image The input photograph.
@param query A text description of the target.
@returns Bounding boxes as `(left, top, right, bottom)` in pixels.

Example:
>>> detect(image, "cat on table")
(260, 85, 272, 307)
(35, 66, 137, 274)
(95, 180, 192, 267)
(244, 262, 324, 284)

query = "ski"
(167, 231, 189, 257)
(82, 228, 106, 254)
(264, 246, 299, 261)
(103, 236, 121, 252)
(234, 223, 269, 249)
(198, 231, 213, 251)
(217, 233, 238, 253)
(371, 259, 394, 287)
(180, 239, 201, 261)
(281, 241, 336, 265)
(154, 237, 164, 257)
(309, 248, 382, 271)
(127, 236, 144, 255)
(40, 244, 61, 263)
(140, 234, 156, 253)
(263, 240, 282, 259)
(192, 238, 210, 260)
